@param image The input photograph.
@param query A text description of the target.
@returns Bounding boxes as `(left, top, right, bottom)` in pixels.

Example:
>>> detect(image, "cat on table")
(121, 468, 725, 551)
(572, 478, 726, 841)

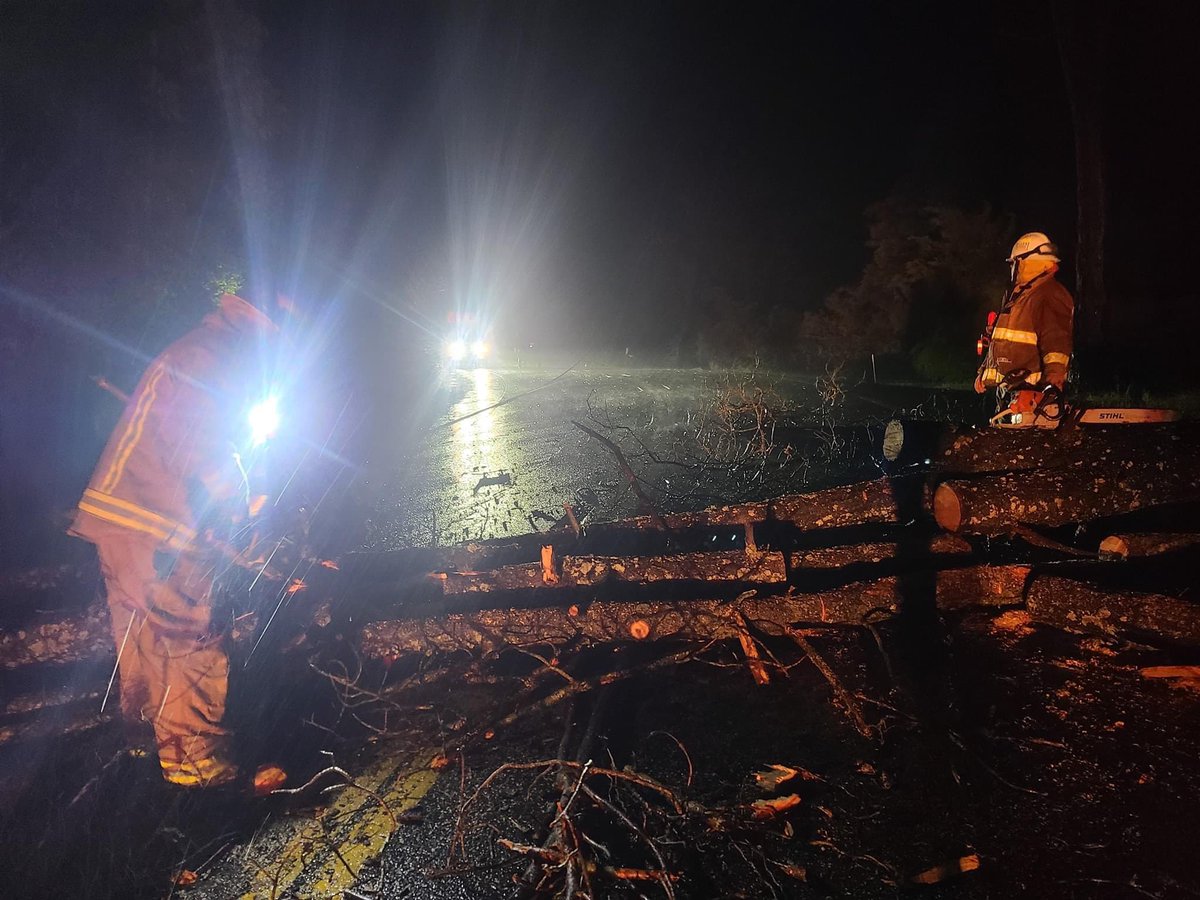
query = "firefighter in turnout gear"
(70, 293, 277, 787)
(975, 232, 1074, 428)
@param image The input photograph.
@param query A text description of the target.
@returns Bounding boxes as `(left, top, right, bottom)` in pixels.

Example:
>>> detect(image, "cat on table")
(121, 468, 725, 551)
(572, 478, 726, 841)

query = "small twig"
(948, 730, 1047, 796)
(270, 765, 400, 829)
(785, 626, 873, 739)
(573, 420, 668, 529)
(580, 784, 678, 900)
(513, 646, 576, 685)
(440, 363, 577, 429)
(1012, 524, 1096, 557)
(492, 647, 702, 734)
(647, 731, 694, 789)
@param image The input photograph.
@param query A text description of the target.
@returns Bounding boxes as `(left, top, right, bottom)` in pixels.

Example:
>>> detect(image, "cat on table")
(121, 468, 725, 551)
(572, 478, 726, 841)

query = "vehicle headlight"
(248, 396, 281, 447)
(444, 339, 467, 361)
(471, 340, 489, 358)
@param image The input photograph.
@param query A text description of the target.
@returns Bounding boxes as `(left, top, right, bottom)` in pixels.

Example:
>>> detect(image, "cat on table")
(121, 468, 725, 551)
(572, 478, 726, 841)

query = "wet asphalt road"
(359, 364, 942, 553)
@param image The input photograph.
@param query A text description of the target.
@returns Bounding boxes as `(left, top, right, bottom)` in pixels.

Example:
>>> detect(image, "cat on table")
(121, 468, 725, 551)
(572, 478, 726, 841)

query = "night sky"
(1, 0, 1198, 561)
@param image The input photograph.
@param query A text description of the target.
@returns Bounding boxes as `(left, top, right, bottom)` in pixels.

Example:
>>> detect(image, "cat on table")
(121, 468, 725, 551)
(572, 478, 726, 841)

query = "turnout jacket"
(71, 295, 267, 552)
(979, 273, 1074, 389)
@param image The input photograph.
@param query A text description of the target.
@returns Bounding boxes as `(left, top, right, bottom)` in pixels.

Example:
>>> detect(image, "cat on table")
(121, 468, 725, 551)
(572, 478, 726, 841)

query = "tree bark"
(587, 477, 910, 534)
(1027, 576, 1200, 644)
(0, 602, 113, 670)
(934, 424, 1197, 476)
(933, 458, 1200, 534)
(342, 477, 914, 580)
(360, 565, 1031, 660)
(1098, 533, 1200, 561)
(787, 534, 972, 569)
(442, 550, 788, 595)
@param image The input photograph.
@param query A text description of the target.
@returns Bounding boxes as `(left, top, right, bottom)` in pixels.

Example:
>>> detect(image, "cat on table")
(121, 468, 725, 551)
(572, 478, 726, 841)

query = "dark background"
(2, 0, 1198, 566)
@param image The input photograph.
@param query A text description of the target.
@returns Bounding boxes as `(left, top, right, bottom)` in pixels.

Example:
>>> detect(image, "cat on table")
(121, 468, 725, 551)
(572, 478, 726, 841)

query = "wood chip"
(911, 854, 980, 884)
(750, 793, 801, 819)
(754, 764, 799, 791)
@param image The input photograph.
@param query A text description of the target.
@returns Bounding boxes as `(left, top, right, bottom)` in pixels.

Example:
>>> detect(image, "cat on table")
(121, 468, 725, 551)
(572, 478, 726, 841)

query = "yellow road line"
(237, 746, 441, 899)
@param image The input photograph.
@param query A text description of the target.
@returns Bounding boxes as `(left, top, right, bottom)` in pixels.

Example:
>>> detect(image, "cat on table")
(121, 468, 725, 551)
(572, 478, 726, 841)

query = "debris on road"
(472, 471, 512, 493)
(910, 853, 981, 885)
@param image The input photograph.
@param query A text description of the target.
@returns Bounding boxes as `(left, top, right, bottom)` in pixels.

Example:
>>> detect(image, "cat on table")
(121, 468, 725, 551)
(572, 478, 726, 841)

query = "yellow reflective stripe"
(992, 327, 1038, 345)
(78, 501, 170, 541)
(982, 368, 1043, 387)
(77, 501, 192, 551)
(163, 772, 203, 786)
(99, 363, 168, 493)
(162, 755, 236, 786)
(83, 489, 196, 541)
(1043, 352, 1070, 366)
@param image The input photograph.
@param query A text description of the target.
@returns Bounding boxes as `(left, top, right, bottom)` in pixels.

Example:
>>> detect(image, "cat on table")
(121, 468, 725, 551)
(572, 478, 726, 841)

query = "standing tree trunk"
(1054, 0, 1117, 385)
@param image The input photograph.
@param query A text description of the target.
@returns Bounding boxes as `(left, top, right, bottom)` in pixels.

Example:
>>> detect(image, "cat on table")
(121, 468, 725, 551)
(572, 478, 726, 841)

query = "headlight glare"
(248, 396, 281, 447)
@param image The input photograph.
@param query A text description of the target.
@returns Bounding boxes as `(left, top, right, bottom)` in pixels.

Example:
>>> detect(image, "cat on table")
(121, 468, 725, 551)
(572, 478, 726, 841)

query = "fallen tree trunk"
(610, 477, 912, 532)
(442, 550, 788, 595)
(934, 423, 1199, 476)
(1026, 576, 1200, 644)
(0, 536, 984, 670)
(1098, 533, 1200, 561)
(933, 460, 1200, 534)
(788, 533, 972, 570)
(345, 478, 919, 582)
(442, 537, 974, 596)
(0, 603, 113, 671)
(360, 565, 1030, 659)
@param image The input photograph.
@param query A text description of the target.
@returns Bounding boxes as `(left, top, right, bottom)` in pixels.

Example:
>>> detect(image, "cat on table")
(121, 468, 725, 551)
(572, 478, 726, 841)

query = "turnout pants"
(95, 533, 234, 787)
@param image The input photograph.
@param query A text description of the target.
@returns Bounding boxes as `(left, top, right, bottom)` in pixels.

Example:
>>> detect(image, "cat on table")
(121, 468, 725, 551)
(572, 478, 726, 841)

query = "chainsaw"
(987, 369, 1178, 428)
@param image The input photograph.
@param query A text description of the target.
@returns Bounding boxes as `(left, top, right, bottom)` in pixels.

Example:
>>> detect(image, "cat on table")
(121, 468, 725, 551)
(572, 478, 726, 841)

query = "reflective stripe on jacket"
(979, 274, 1074, 388)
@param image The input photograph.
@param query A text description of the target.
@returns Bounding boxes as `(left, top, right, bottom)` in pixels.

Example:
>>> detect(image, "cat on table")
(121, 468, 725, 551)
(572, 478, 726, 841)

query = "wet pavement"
(361, 365, 959, 552)
(2, 367, 1198, 899)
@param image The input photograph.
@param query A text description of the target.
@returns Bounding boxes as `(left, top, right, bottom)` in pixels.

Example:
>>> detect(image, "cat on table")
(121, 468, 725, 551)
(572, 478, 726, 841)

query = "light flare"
(248, 396, 281, 446)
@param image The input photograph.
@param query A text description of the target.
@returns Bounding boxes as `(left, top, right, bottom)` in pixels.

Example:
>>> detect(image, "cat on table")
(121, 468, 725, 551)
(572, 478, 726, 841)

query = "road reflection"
(451, 368, 504, 480)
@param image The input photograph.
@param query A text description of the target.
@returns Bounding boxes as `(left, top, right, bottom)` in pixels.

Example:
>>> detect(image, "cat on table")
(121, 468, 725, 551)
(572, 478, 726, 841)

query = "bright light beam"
(248, 395, 281, 446)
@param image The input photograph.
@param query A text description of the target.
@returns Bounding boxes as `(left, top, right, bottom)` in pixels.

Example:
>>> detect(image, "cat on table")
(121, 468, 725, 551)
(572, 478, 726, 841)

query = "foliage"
(695, 367, 785, 463)
(798, 196, 1012, 380)
(206, 265, 247, 301)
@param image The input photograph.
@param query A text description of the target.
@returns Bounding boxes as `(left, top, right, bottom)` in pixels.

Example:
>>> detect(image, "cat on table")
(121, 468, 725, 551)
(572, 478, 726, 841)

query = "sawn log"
(343, 477, 917, 581)
(1098, 533, 1200, 561)
(440, 536, 973, 595)
(0, 536, 974, 670)
(1027, 576, 1200, 644)
(934, 423, 1200, 475)
(933, 459, 1200, 534)
(442, 550, 788, 595)
(359, 565, 1030, 659)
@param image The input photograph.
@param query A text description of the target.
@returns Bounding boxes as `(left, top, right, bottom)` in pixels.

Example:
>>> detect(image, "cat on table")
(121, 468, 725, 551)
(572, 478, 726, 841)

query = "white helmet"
(1007, 232, 1059, 264)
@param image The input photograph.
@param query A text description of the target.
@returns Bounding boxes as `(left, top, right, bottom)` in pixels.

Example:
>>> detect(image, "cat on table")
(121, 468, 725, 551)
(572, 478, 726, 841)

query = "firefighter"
(975, 232, 1075, 427)
(70, 292, 278, 788)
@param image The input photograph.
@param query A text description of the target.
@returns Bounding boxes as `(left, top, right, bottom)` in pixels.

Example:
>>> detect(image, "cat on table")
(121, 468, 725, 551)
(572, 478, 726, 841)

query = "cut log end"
(1098, 535, 1129, 560)
(932, 483, 962, 533)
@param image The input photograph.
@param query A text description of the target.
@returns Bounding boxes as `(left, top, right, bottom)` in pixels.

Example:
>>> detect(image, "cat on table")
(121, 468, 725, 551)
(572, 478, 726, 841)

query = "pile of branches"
(445, 753, 809, 900)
